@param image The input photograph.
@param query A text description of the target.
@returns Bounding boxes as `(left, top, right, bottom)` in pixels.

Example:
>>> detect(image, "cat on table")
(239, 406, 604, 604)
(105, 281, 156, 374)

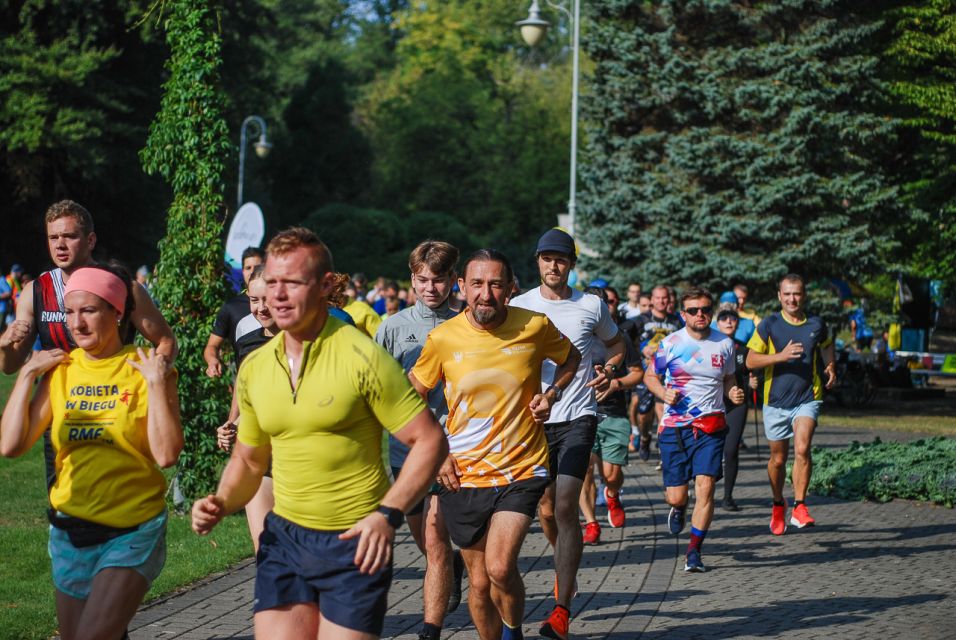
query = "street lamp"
(517, 0, 581, 237)
(238, 115, 272, 209)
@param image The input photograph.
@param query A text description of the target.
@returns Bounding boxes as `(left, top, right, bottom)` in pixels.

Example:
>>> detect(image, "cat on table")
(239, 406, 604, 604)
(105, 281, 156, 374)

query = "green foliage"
(141, 0, 232, 499)
(802, 437, 956, 507)
(579, 1, 907, 301)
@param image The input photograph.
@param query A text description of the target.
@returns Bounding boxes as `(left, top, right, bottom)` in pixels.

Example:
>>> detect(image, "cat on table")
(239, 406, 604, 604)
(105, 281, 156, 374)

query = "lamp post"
(237, 115, 272, 210)
(517, 0, 581, 237)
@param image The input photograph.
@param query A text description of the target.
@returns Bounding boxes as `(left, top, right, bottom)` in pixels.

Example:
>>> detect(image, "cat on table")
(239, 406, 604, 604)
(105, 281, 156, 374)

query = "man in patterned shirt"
(645, 286, 744, 573)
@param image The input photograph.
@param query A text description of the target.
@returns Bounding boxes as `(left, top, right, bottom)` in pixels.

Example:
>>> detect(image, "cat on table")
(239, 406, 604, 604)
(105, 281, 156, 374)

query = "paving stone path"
(130, 424, 956, 639)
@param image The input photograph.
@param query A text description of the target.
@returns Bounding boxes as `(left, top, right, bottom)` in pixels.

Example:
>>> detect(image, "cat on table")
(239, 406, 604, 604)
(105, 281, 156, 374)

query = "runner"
(410, 248, 581, 640)
(509, 228, 624, 640)
(374, 240, 464, 640)
(1, 264, 183, 639)
(0, 200, 177, 492)
(644, 286, 744, 572)
(343, 293, 383, 338)
(746, 274, 836, 535)
(192, 228, 447, 640)
(578, 287, 644, 545)
(203, 246, 264, 378)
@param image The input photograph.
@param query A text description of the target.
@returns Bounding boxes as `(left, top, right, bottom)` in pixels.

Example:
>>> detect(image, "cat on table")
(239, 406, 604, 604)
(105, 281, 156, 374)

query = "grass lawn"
(820, 389, 956, 437)
(0, 373, 253, 639)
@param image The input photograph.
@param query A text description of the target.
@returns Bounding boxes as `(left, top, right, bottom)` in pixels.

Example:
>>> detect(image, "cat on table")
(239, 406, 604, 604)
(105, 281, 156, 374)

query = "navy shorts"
(254, 512, 392, 635)
(545, 415, 598, 480)
(659, 427, 726, 487)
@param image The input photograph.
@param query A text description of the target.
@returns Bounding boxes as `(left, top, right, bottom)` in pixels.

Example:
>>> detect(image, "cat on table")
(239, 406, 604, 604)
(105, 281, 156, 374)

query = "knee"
(554, 496, 580, 524)
(485, 559, 514, 588)
(538, 500, 555, 522)
(468, 568, 492, 596)
(794, 446, 812, 462)
(768, 452, 787, 469)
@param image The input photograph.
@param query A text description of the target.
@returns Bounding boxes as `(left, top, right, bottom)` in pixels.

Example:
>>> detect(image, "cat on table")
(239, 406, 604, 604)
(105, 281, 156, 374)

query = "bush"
(801, 437, 956, 507)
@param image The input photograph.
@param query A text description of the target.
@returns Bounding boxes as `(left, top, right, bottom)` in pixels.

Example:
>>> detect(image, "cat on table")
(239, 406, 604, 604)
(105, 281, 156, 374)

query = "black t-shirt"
(623, 311, 682, 354)
(212, 294, 250, 353)
(596, 332, 642, 418)
(235, 327, 274, 367)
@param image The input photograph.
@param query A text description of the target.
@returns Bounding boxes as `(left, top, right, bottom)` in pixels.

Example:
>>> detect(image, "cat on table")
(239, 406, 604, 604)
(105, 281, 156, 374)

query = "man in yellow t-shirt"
(410, 249, 581, 640)
(191, 228, 447, 640)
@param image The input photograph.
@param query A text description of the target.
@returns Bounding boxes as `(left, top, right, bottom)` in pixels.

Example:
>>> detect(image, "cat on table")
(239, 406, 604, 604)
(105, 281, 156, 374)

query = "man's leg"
(603, 461, 623, 497)
(422, 494, 454, 632)
(58, 568, 149, 640)
(460, 541, 500, 639)
(628, 394, 640, 452)
(255, 603, 321, 640)
(690, 474, 716, 532)
(553, 473, 585, 608)
(538, 483, 558, 547)
(579, 454, 601, 544)
(767, 439, 790, 503)
(790, 417, 817, 502)
(664, 484, 689, 510)
(485, 511, 534, 632)
(317, 611, 379, 640)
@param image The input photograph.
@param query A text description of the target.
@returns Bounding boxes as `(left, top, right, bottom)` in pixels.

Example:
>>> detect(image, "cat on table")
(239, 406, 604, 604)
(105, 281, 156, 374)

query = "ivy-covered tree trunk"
(578, 1, 907, 301)
(140, 0, 231, 498)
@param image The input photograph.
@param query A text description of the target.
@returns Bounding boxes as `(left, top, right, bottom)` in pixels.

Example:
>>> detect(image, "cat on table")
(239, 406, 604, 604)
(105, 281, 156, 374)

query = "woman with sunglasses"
(1, 263, 182, 640)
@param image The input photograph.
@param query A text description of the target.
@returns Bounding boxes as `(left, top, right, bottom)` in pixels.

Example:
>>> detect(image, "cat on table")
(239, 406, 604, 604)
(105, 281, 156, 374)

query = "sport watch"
(377, 505, 405, 529)
(545, 384, 563, 402)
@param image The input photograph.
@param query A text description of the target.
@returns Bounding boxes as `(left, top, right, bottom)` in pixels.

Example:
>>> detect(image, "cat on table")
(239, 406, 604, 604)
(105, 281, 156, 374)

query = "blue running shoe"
(684, 549, 706, 572)
(668, 506, 685, 535)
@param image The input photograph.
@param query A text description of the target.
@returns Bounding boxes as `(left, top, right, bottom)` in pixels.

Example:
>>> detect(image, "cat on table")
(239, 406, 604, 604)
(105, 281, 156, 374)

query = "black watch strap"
(377, 505, 404, 529)
(546, 384, 563, 402)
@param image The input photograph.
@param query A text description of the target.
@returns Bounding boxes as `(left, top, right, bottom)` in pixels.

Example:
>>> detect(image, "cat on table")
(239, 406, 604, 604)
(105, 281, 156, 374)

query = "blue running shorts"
(659, 427, 726, 487)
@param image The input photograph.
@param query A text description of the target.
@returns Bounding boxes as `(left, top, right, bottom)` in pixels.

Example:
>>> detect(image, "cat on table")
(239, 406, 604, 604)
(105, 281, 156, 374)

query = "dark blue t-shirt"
(747, 312, 832, 408)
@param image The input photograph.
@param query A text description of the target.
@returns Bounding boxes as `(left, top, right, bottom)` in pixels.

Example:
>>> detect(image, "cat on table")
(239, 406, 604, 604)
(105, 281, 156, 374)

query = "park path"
(129, 425, 956, 639)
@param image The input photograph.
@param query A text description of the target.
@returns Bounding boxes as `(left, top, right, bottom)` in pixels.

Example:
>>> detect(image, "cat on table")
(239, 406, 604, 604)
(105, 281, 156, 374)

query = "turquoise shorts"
(593, 415, 631, 466)
(49, 510, 167, 600)
(762, 401, 822, 442)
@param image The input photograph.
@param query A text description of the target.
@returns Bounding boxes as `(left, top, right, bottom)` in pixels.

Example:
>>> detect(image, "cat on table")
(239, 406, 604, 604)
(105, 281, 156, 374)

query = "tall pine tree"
(579, 1, 906, 298)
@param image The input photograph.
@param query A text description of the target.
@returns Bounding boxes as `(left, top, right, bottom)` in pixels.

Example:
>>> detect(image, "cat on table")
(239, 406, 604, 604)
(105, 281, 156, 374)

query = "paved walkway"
(130, 425, 956, 639)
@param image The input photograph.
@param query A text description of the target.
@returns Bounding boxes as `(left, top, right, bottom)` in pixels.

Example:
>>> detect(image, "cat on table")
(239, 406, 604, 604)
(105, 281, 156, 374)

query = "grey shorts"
(762, 401, 822, 441)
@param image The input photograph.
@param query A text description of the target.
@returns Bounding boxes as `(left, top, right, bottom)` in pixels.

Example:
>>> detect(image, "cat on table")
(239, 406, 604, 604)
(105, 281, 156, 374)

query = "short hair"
(628, 282, 641, 290)
(266, 227, 334, 277)
(733, 283, 749, 294)
(679, 286, 714, 308)
(409, 240, 459, 278)
(639, 292, 652, 301)
(462, 249, 514, 283)
(241, 246, 265, 263)
(45, 200, 94, 235)
(383, 280, 399, 294)
(248, 264, 266, 283)
(651, 285, 669, 297)
(779, 273, 805, 290)
(584, 286, 608, 302)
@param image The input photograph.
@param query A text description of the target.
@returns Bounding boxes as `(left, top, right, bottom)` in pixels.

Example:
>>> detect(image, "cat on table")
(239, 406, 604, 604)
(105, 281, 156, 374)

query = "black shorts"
(545, 415, 598, 480)
(254, 512, 392, 635)
(439, 477, 549, 548)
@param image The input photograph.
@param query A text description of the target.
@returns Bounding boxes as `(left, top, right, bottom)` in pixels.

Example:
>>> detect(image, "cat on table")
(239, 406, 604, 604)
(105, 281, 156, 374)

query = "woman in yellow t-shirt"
(0, 264, 183, 640)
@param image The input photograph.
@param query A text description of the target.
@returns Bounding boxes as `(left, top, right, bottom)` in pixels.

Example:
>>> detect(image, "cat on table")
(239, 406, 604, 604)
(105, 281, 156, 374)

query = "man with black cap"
(510, 227, 625, 640)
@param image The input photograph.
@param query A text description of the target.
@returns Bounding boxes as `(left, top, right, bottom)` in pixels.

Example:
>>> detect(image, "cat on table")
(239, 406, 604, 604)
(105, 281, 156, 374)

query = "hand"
(191, 495, 225, 535)
(728, 385, 745, 405)
(595, 378, 620, 402)
(642, 343, 656, 359)
(748, 373, 758, 390)
(437, 454, 462, 492)
(339, 511, 394, 575)
(127, 347, 172, 386)
(586, 364, 611, 392)
(205, 356, 223, 378)
(216, 421, 237, 452)
(824, 364, 837, 389)
(24, 349, 68, 378)
(529, 392, 552, 425)
(663, 388, 680, 406)
(0, 320, 32, 350)
(779, 339, 804, 362)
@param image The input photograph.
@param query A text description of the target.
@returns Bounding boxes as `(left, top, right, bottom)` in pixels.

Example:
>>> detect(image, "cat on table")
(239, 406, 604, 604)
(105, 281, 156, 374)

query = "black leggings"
(722, 402, 748, 500)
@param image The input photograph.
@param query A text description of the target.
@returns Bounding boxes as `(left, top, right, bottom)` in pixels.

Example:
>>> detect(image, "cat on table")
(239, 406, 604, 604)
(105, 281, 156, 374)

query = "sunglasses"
(607, 298, 619, 305)
(682, 305, 713, 316)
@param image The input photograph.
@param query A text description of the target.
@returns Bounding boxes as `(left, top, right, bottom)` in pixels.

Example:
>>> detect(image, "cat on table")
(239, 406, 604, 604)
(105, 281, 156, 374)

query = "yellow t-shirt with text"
(412, 308, 571, 489)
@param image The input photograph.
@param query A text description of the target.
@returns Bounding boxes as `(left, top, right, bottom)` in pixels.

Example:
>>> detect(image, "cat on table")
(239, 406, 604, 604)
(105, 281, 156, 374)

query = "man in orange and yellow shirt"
(411, 249, 581, 640)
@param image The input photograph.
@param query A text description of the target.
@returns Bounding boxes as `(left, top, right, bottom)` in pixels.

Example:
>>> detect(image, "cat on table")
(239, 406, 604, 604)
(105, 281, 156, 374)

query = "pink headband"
(64, 268, 127, 315)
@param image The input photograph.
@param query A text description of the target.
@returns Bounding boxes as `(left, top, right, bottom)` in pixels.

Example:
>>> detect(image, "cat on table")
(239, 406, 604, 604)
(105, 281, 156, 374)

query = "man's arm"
(588, 333, 625, 391)
(130, 283, 178, 362)
(532, 343, 582, 423)
(746, 339, 803, 370)
(0, 285, 38, 374)
(821, 342, 837, 388)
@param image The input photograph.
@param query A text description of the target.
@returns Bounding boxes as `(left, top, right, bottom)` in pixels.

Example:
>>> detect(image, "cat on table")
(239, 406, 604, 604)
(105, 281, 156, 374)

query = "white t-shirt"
(621, 302, 643, 321)
(653, 328, 735, 428)
(510, 287, 619, 423)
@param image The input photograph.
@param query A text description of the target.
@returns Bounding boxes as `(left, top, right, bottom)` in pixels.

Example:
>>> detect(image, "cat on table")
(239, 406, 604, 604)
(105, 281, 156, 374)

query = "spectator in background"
(620, 282, 644, 321)
(383, 297, 400, 318)
(712, 292, 756, 344)
(4, 264, 23, 326)
(373, 280, 406, 315)
(848, 300, 874, 351)
(0, 268, 11, 331)
(351, 272, 369, 301)
(734, 283, 762, 327)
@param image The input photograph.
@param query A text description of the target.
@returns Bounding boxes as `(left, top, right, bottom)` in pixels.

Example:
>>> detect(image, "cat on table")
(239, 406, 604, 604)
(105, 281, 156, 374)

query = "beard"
(472, 304, 501, 325)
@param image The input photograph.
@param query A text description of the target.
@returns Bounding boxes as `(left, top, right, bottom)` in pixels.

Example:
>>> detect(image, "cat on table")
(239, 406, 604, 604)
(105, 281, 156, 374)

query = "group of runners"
(0, 200, 837, 640)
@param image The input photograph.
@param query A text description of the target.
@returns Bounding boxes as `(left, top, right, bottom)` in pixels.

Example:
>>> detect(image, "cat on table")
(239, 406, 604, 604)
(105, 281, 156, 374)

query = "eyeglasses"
(682, 305, 713, 316)
(607, 298, 619, 305)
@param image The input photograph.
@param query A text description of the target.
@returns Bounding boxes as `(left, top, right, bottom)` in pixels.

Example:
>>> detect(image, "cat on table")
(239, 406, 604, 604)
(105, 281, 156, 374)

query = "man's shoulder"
(509, 288, 540, 309)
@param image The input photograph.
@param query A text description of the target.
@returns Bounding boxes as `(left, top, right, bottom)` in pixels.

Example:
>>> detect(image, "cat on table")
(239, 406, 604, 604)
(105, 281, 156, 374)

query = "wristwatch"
(377, 505, 404, 529)
(545, 384, 563, 402)
(603, 362, 618, 375)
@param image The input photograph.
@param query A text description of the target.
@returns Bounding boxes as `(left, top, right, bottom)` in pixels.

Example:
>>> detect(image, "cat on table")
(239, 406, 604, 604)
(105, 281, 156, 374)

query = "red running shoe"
(770, 501, 787, 536)
(582, 520, 601, 545)
(605, 487, 625, 528)
(540, 605, 570, 640)
(790, 503, 816, 528)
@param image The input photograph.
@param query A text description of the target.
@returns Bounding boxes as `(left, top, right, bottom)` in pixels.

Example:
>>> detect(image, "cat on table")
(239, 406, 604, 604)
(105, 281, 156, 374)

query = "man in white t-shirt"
(619, 282, 644, 321)
(510, 228, 625, 640)
(644, 286, 744, 573)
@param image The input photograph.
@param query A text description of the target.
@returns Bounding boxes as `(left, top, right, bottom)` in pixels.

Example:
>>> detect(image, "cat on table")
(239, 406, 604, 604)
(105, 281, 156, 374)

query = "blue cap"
(589, 278, 609, 288)
(535, 228, 576, 256)
(10, 263, 22, 273)
(719, 291, 738, 305)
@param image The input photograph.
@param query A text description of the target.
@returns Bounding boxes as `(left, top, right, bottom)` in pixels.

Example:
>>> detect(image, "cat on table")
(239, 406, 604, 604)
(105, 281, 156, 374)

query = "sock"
(687, 526, 707, 554)
(631, 425, 640, 435)
(794, 500, 805, 507)
(420, 622, 441, 640)
(501, 618, 524, 640)
(773, 500, 785, 507)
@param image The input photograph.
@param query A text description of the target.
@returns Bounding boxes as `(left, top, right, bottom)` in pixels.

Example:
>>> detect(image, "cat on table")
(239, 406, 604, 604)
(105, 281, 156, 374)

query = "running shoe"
(447, 549, 465, 613)
(583, 521, 601, 545)
(605, 487, 625, 528)
(668, 506, 685, 535)
(722, 497, 739, 512)
(638, 437, 651, 462)
(790, 503, 816, 528)
(684, 549, 706, 573)
(770, 501, 787, 536)
(540, 605, 570, 640)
